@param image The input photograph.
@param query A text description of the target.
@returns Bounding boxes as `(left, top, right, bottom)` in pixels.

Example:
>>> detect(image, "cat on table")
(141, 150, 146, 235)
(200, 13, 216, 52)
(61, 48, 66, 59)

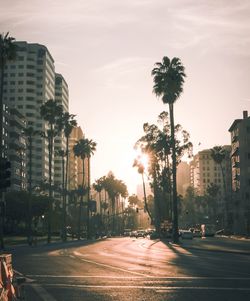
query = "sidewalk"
(174, 236, 250, 255)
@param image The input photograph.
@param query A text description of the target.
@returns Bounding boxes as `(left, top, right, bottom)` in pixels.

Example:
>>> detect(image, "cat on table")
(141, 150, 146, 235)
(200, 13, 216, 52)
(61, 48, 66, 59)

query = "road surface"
(9, 236, 250, 300)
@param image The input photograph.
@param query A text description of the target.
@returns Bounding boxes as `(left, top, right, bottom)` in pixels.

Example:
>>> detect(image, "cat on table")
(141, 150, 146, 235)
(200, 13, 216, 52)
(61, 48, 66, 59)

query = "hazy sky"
(1, 0, 250, 194)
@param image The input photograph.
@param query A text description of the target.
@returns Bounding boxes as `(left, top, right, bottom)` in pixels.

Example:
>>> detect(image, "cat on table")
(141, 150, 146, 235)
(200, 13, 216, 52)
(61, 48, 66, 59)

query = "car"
(135, 230, 146, 238)
(180, 230, 193, 239)
(130, 231, 137, 237)
(189, 228, 202, 238)
(149, 231, 160, 240)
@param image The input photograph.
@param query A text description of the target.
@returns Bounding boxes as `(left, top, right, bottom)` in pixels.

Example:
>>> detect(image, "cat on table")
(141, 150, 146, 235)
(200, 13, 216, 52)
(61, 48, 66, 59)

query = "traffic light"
(0, 159, 11, 189)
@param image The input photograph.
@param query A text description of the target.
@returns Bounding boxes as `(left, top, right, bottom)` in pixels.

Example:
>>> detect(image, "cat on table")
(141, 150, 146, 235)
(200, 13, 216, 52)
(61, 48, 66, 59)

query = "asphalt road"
(8, 236, 250, 301)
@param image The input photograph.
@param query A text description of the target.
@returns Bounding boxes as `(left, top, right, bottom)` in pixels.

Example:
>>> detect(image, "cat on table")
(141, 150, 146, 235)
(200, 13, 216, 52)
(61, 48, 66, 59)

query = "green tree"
(73, 138, 97, 239)
(206, 182, 220, 224)
(135, 111, 192, 234)
(152, 57, 186, 243)
(102, 172, 128, 234)
(40, 99, 63, 243)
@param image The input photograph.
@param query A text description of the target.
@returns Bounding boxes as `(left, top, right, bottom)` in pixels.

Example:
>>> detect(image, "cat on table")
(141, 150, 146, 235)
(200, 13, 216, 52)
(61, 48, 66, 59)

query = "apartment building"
(8, 108, 27, 190)
(177, 161, 190, 196)
(190, 147, 231, 196)
(229, 110, 250, 235)
(54, 73, 69, 190)
(68, 126, 89, 191)
(190, 146, 232, 227)
(3, 41, 56, 189)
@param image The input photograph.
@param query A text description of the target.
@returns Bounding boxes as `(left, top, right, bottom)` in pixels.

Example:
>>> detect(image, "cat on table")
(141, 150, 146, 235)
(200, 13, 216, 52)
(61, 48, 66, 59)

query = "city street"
(9, 236, 250, 301)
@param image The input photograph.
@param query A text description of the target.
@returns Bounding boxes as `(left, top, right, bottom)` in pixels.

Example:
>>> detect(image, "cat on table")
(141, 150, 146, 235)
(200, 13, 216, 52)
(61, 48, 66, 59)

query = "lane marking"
(26, 275, 250, 280)
(31, 284, 57, 301)
(72, 251, 153, 278)
(39, 283, 250, 291)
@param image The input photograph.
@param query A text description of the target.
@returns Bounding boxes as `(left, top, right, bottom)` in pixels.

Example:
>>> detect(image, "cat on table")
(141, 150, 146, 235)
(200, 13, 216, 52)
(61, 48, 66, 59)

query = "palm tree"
(23, 127, 39, 245)
(57, 113, 77, 241)
(73, 138, 97, 239)
(93, 179, 104, 223)
(210, 146, 228, 229)
(55, 149, 67, 241)
(102, 173, 128, 234)
(58, 112, 77, 194)
(152, 56, 186, 243)
(40, 99, 63, 243)
(133, 158, 153, 223)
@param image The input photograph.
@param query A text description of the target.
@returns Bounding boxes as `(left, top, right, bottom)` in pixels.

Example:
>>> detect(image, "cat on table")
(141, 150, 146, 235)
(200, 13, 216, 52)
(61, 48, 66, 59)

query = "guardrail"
(0, 254, 25, 300)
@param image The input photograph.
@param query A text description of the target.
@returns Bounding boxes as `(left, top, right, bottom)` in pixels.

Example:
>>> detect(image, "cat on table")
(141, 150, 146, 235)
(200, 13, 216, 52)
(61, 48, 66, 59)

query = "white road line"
(40, 283, 250, 291)
(26, 275, 250, 280)
(31, 284, 57, 301)
(72, 252, 153, 278)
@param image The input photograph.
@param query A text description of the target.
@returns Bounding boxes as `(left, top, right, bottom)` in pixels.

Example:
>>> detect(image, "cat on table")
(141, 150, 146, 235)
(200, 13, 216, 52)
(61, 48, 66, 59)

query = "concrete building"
(229, 110, 250, 235)
(68, 126, 89, 191)
(177, 161, 190, 196)
(54, 74, 69, 191)
(190, 147, 231, 197)
(190, 146, 232, 227)
(8, 108, 27, 190)
(3, 41, 56, 189)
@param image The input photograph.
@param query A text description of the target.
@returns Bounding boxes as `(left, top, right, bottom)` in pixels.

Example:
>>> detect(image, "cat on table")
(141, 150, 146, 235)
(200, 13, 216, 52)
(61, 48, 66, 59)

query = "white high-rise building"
(54, 74, 69, 190)
(3, 41, 56, 188)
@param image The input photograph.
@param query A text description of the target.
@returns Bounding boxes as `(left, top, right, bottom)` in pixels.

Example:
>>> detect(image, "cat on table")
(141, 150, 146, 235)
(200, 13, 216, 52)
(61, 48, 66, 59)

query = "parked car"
(130, 231, 137, 237)
(180, 230, 193, 239)
(149, 231, 160, 240)
(189, 228, 202, 238)
(135, 230, 146, 238)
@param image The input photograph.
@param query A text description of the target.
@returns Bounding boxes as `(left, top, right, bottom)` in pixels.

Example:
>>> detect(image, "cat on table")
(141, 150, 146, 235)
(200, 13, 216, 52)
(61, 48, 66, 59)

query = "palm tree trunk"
(166, 154, 173, 221)
(169, 103, 179, 243)
(142, 173, 152, 221)
(152, 165, 161, 233)
(62, 153, 66, 241)
(219, 163, 228, 231)
(47, 128, 53, 243)
(78, 158, 85, 240)
(64, 136, 69, 240)
(0, 59, 5, 250)
(87, 157, 90, 239)
(27, 136, 32, 245)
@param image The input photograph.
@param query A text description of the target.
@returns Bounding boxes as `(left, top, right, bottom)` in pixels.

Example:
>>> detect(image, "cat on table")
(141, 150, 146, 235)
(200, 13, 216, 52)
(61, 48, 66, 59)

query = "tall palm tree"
(23, 127, 39, 245)
(210, 146, 228, 229)
(55, 149, 67, 241)
(133, 158, 152, 222)
(93, 179, 103, 223)
(58, 112, 77, 194)
(40, 99, 63, 243)
(57, 113, 77, 241)
(152, 56, 186, 243)
(73, 138, 97, 239)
